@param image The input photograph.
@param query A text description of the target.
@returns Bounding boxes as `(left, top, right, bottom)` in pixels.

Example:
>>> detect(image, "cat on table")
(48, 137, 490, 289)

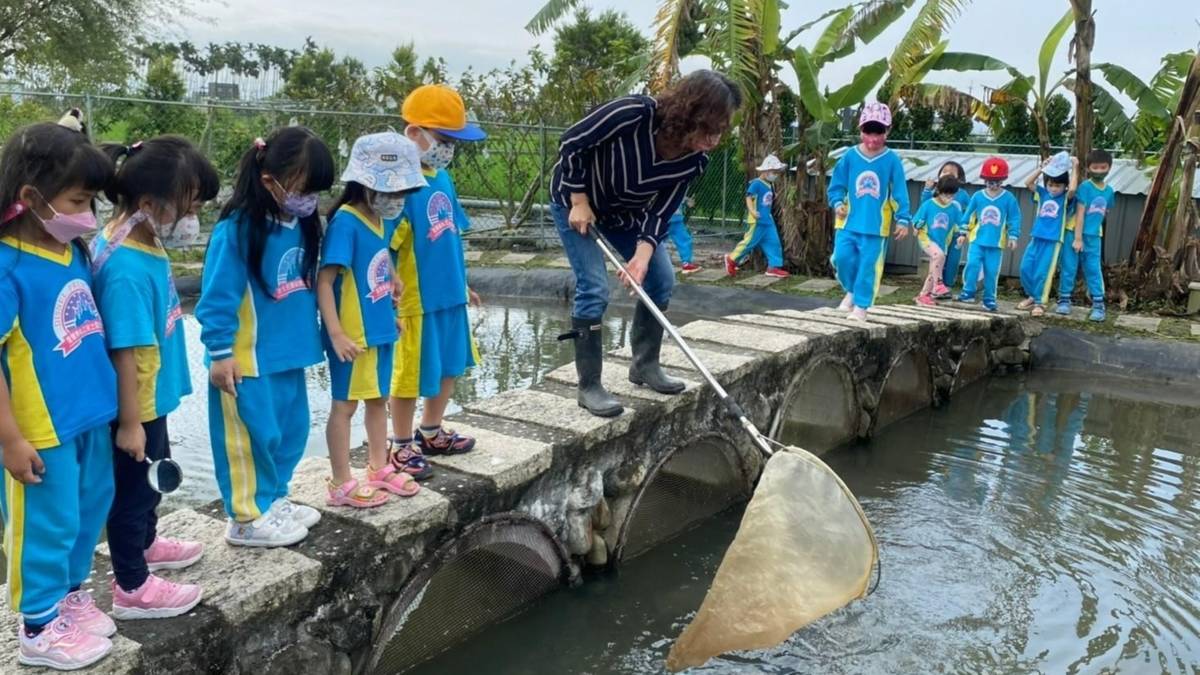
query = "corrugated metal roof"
(819, 148, 1200, 199)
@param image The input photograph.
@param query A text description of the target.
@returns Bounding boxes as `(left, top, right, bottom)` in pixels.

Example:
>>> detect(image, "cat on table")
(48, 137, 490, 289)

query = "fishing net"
(666, 447, 878, 671)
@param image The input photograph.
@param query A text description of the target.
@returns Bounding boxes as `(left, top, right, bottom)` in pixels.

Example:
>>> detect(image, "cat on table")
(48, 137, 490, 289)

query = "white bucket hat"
(341, 131, 426, 193)
(756, 154, 787, 172)
(1042, 150, 1073, 178)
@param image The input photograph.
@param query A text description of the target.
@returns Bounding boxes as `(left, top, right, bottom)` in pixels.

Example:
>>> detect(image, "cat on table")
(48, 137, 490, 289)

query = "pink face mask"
(32, 192, 98, 243)
(861, 132, 887, 153)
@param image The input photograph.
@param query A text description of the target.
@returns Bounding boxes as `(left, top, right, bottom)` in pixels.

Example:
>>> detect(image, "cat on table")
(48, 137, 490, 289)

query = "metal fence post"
(721, 148, 728, 228)
(83, 93, 93, 141)
(539, 119, 548, 240)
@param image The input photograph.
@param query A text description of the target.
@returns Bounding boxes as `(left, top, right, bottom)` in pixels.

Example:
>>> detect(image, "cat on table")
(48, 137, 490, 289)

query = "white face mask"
(419, 129, 455, 170)
(374, 193, 406, 220)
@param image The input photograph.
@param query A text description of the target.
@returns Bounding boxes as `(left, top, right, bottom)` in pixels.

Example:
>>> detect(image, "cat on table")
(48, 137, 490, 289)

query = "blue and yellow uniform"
(196, 214, 322, 523)
(92, 234, 191, 421)
(959, 189, 1022, 307)
(913, 198, 961, 254)
(1058, 179, 1113, 306)
(729, 177, 783, 268)
(321, 205, 397, 401)
(920, 185, 971, 286)
(666, 201, 694, 266)
(828, 147, 911, 309)
(1020, 186, 1075, 306)
(390, 169, 480, 399)
(0, 237, 116, 627)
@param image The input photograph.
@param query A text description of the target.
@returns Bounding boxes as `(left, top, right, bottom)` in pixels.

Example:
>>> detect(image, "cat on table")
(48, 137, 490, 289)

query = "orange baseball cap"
(401, 84, 486, 142)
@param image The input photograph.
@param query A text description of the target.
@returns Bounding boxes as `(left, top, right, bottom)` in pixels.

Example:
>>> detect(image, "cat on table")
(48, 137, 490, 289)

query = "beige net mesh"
(666, 446, 878, 671)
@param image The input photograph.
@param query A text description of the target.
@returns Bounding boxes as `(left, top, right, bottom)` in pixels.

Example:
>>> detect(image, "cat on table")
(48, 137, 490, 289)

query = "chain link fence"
(0, 89, 1067, 247)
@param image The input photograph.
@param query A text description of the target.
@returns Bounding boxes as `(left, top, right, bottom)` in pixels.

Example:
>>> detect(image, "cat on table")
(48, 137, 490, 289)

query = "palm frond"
(647, 0, 698, 93)
(706, 0, 762, 99)
(826, 58, 890, 109)
(782, 6, 855, 49)
(831, 0, 913, 55)
(525, 0, 583, 35)
(1036, 9, 1074, 100)
(896, 82, 991, 120)
(791, 45, 834, 122)
(1150, 50, 1198, 109)
(1067, 79, 1137, 152)
(1094, 63, 1170, 119)
(812, 7, 858, 64)
(889, 0, 971, 78)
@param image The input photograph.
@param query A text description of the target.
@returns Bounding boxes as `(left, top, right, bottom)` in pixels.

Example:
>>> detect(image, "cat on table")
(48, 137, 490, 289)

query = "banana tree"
(1068, 0, 1096, 164)
(1090, 50, 1198, 157)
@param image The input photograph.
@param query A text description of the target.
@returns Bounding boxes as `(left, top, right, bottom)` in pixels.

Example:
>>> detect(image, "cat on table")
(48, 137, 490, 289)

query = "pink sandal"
(365, 464, 421, 497)
(326, 478, 389, 508)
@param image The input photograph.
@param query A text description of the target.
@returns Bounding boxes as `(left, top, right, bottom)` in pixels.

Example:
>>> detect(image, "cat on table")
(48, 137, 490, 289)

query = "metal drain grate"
(619, 438, 750, 561)
(369, 515, 570, 675)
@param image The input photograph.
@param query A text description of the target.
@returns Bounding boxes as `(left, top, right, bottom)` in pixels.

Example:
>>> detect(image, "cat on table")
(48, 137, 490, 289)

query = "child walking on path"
(828, 103, 911, 319)
(388, 85, 485, 478)
(196, 127, 334, 548)
(668, 197, 701, 274)
(913, 176, 962, 307)
(1058, 149, 1114, 321)
(0, 121, 119, 670)
(92, 136, 219, 621)
(1018, 151, 1078, 317)
(724, 154, 789, 279)
(319, 132, 425, 507)
(957, 157, 1023, 312)
(920, 160, 970, 294)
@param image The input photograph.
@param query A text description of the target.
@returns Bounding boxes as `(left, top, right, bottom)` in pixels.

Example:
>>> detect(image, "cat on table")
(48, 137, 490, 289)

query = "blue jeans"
(552, 204, 674, 321)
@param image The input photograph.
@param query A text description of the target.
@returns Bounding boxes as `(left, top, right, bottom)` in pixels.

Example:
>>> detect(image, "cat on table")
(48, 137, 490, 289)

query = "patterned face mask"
(373, 192, 406, 220)
(418, 129, 456, 170)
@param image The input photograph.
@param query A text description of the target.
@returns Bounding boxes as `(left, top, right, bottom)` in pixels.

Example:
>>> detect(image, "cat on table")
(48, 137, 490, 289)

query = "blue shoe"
(1055, 302, 1071, 316)
(1089, 306, 1106, 322)
(983, 301, 998, 312)
(957, 294, 976, 304)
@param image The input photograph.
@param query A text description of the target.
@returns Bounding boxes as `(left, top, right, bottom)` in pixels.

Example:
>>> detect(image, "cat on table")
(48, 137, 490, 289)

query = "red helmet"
(981, 157, 1009, 181)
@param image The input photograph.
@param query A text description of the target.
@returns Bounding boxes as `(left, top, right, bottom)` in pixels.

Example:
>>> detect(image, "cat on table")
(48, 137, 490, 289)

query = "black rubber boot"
(628, 302, 686, 395)
(566, 318, 623, 418)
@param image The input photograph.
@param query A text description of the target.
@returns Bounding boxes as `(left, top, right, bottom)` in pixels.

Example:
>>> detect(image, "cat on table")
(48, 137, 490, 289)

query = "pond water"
(412, 372, 1200, 675)
(166, 298, 632, 505)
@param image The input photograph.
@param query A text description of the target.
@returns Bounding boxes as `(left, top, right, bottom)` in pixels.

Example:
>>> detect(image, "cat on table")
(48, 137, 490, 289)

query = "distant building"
(207, 82, 240, 101)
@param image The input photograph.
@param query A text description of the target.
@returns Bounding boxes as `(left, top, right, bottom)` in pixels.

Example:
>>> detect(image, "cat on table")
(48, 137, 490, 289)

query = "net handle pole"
(590, 229, 774, 458)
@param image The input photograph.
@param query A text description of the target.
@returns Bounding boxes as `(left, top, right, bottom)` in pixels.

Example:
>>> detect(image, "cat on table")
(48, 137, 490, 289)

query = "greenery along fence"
(1, 90, 1068, 240)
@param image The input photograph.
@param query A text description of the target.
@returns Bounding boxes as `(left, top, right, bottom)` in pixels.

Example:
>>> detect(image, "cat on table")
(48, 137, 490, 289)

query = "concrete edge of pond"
(1030, 326, 1200, 384)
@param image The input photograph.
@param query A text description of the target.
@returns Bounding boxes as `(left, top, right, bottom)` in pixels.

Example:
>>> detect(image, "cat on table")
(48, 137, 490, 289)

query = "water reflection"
(166, 300, 631, 505)
(413, 372, 1200, 675)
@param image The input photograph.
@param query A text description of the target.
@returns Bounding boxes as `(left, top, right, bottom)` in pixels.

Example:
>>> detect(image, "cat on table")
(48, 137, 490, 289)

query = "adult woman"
(551, 70, 742, 417)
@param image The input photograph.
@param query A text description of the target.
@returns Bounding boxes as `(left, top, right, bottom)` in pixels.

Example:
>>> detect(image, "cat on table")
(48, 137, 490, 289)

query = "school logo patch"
(762, 191, 774, 207)
(274, 247, 307, 300)
(980, 205, 1003, 227)
(932, 212, 950, 232)
(165, 278, 183, 338)
(53, 279, 104, 356)
(426, 191, 458, 242)
(365, 249, 394, 302)
(855, 171, 881, 199)
(1087, 197, 1108, 216)
(1038, 200, 1060, 219)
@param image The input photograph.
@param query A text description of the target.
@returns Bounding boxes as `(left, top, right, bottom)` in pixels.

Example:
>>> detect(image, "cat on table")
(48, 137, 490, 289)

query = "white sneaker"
(271, 498, 321, 529)
(848, 307, 868, 321)
(225, 511, 308, 548)
(18, 616, 112, 671)
(837, 293, 854, 312)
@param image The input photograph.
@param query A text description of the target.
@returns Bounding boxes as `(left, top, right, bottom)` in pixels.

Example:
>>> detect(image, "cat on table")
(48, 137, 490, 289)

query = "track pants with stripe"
(1020, 238, 1063, 305)
(961, 245, 1003, 306)
(209, 369, 309, 522)
(730, 220, 783, 268)
(943, 240, 964, 288)
(1, 425, 113, 625)
(833, 231, 887, 310)
(1058, 234, 1105, 306)
(667, 214, 694, 265)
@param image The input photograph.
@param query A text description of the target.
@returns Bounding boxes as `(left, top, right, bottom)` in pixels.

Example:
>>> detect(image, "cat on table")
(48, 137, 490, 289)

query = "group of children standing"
(0, 83, 483, 670)
(822, 101, 1114, 320)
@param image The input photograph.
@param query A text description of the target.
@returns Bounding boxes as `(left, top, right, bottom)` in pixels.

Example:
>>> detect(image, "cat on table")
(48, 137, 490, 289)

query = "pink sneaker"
(58, 590, 115, 638)
(915, 294, 936, 307)
(144, 536, 204, 571)
(932, 282, 952, 298)
(848, 307, 868, 321)
(837, 293, 854, 312)
(111, 575, 202, 620)
(19, 616, 112, 670)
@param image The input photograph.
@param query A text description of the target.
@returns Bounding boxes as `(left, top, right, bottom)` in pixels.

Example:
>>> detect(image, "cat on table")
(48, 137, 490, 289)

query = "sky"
(175, 1, 1198, 111)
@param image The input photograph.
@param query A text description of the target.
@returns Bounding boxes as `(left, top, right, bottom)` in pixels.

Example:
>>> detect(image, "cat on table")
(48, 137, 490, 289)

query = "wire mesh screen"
(876, 351, 933, 429)
(369, 517, 568, 675)
(619, 438, 750, 561)
(952, 338, 991, 393)
(774, 362, 858, 453)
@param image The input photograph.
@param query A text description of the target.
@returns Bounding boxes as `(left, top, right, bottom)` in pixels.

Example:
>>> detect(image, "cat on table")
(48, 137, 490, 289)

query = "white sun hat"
(756, 154, 787, 172)
(341, 131, 427, 193)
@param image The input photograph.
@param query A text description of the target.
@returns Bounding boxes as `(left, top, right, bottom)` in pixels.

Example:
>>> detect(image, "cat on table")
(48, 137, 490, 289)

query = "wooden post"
(1130, 52, 1200, 265)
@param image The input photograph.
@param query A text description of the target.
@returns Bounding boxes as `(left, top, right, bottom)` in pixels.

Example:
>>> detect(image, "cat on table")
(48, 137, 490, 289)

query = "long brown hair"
(654, 70, 742, 154)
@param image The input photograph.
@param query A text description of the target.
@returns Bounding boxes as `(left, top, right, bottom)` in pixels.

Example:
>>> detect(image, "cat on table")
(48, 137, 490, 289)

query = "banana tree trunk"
(1033, 104, 1052, 159)
(1131, 52, 1200, 266)
(1069, 0, 1096, 164)
(1165, 110, 1200, 257)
